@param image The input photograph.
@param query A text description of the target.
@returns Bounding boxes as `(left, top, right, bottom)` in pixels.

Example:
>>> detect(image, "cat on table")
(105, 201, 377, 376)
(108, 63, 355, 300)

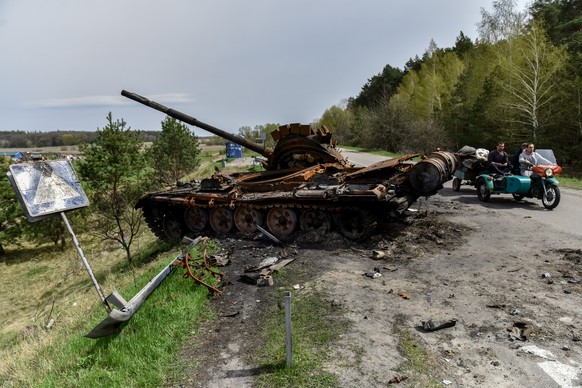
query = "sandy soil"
(175, 189, 582, 388)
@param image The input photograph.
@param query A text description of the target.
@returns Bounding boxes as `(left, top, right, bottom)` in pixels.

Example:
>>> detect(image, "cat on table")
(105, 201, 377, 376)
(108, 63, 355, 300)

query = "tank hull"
(136, 152, 459, 241)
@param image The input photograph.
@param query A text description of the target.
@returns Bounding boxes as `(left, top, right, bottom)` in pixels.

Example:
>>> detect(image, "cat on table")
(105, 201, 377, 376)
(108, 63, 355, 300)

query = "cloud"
(28, 93, 194, 109)
(0, 0, 532, 132)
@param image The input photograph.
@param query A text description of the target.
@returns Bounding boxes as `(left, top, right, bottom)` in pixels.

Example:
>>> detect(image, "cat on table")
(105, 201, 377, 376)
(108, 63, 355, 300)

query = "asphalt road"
(441, 181, 582, 241)
(339, 148, 582, 240)
(339, 148, 391, 167)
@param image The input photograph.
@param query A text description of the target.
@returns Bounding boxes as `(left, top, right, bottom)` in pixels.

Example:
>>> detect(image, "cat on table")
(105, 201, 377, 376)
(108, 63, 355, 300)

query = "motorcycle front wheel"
(542, 184, 560, 210)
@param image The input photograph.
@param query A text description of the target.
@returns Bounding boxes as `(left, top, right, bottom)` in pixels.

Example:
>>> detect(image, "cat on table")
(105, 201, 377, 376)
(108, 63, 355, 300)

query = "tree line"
(0, 130, 161, 149)
(316, 0, 582, 169)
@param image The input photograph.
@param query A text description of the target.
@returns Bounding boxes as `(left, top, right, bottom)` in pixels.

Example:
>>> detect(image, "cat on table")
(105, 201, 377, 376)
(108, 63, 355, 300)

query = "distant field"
(0, 143, 224, 157)
(0, 146, 81, 155)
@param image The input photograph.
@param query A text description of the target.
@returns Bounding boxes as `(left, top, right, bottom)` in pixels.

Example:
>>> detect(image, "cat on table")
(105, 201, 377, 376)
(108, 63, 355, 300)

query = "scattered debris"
(245, 256, 278, 272)
(388, 375, 408, 384)
(208, 254, 231, 267)
(507, 321, 533, 341)
(398, 290, 410, 299)
(257, 275, 273, 287)
(269, 258, 295, 272)
(239, 256, 295, 287)
(174, 237, 224, 295)
(421, 319, 457, 332)
(371, 250, 386, 259)
(256, 225, 285, 246)
(365, 268, 382, 278)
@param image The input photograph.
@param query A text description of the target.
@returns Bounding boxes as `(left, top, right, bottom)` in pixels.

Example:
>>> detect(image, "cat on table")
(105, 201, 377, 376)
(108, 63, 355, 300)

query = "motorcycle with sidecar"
(474, 149, 562, 210)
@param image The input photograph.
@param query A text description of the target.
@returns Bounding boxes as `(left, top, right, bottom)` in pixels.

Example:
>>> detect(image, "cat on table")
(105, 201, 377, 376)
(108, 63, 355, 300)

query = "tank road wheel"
(337, 208, 377, 240)
(299, 209, 332, 232)
(209, 207, 234, 234)
(234, 207, 263, 235)
(542, 184, 560, 210)
(266, 208, 298, 240)
(163, 214, 185, 241)
(184, 207, 209, 232)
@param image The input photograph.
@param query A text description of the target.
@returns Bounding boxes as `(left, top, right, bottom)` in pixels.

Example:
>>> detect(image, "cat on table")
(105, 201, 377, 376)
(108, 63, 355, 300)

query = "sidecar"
(475, 173, 532, 201)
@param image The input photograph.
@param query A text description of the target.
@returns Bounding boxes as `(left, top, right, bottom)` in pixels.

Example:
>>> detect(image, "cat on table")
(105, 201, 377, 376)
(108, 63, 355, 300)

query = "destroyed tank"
(122, 90, 459, 241)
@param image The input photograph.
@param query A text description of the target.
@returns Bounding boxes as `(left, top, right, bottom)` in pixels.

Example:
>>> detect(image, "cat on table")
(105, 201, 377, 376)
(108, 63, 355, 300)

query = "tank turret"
(122, 90, 459, 242)
(121, 90, 348, 170)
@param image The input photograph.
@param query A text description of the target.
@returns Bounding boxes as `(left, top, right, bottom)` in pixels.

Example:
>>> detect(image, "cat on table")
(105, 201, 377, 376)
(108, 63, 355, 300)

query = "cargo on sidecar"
(451, 146, 488, 191)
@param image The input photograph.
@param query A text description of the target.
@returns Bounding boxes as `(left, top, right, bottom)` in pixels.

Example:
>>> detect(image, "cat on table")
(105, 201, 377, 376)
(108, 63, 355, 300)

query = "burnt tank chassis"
(122, 90, 459, 241)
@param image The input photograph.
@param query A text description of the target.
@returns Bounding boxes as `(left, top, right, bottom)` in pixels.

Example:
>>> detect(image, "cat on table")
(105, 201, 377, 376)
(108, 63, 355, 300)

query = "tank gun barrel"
(121, 90, 270, 157)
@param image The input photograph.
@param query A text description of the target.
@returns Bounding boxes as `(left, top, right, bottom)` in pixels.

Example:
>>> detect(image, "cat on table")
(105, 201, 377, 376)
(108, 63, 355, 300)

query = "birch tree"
(477, 0, 527, 44)
(498, 21, 568, 140)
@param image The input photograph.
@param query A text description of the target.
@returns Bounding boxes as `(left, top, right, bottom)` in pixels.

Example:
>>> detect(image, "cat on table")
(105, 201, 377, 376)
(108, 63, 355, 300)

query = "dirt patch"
(176, 193, 582, 387)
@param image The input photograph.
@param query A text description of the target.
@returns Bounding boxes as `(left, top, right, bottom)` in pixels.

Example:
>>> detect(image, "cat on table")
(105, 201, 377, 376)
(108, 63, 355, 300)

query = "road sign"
(7, 160, 89, 221)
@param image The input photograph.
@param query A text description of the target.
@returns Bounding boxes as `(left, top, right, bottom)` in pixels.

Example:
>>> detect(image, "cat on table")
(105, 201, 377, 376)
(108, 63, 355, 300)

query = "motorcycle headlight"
(545, 168, 553, 177)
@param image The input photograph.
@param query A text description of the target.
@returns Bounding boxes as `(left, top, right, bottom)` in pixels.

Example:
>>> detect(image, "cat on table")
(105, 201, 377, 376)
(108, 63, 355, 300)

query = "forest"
(316, 0, 582, 171)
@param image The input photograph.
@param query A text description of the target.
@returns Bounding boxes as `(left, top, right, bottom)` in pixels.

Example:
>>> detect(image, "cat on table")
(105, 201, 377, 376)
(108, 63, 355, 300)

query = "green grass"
(394, 327, 442, 387)
(254, 289, 348, 388)
(2, 245, 216, 387)
(25, 264, 50, 278)
(559, 176, 582, 190)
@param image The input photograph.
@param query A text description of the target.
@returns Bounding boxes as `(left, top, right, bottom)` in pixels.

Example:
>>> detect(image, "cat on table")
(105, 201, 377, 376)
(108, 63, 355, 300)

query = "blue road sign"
(8, 160, 89, 221)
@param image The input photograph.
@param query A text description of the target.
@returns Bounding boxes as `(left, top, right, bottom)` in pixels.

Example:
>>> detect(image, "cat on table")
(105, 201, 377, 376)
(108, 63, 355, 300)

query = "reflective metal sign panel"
(8, 160, 89, 220)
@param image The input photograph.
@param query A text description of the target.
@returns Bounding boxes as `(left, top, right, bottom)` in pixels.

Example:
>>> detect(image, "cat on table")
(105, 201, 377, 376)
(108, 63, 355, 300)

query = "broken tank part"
(122, 90, 459, 241)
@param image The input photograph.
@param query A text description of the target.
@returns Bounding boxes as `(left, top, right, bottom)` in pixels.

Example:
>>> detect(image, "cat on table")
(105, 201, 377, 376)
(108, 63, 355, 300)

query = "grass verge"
(394, 327, 442, 387)
(559, 176, 582, 190)
(1, 244, 217, 387)
(254, 287, 349, 388)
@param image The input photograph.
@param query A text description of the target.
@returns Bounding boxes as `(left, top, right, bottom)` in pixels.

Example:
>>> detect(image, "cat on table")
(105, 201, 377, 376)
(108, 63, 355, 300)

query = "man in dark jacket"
(487, 142, 511, 175)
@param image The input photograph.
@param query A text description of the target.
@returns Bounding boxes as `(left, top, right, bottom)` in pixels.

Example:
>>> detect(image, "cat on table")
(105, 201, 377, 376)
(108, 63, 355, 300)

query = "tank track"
(141, 202, 388, 242)
(139, 183, 418, 242)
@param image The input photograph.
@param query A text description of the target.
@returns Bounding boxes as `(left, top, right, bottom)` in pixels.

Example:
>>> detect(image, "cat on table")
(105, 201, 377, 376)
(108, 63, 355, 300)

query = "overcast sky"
(0, 0, 529, 136)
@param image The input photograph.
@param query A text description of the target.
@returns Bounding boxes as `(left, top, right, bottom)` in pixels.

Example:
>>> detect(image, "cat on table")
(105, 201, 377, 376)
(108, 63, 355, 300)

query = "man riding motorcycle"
(519, 143, 552, 177)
